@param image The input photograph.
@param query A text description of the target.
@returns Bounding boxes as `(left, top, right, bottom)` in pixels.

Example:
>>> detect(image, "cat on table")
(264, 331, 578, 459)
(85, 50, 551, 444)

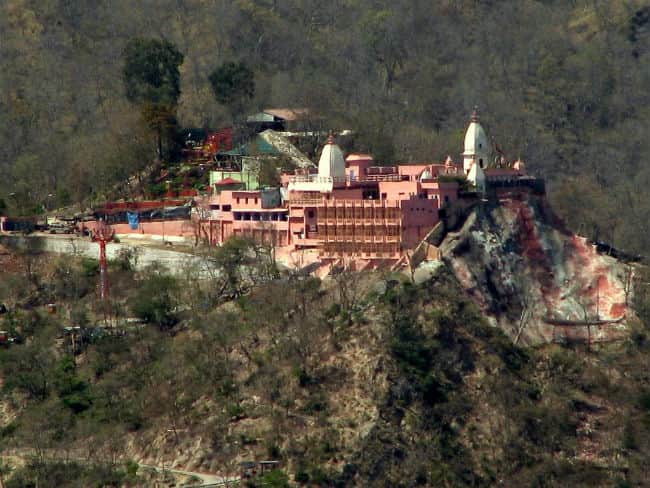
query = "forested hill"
(1, 1, 650, 251)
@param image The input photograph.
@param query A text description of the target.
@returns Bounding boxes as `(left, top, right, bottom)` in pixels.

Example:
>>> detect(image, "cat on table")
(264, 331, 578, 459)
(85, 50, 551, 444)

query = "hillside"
(2, 1, 650, 254)
(1, 229, 650, 486)
(3, 1, 650, 486)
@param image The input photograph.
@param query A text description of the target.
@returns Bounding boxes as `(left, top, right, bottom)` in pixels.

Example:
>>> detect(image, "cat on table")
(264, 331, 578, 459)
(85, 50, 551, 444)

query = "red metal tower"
(93, 220, 115, 300)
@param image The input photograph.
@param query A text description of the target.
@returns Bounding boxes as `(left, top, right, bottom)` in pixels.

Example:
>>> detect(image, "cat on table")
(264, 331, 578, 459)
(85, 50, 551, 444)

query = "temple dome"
(318, 135, 346, 180)
(463, 114, 488, 157)
(462, 109, 489, 173)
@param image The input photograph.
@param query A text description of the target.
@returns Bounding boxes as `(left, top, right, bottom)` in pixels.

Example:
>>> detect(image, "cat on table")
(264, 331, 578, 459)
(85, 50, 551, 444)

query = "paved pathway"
(0, 234, 206, 275)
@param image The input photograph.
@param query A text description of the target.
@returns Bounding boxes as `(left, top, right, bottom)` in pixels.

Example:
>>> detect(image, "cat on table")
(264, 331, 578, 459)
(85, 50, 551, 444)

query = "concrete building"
(70, 110, 532, 268)
(196, 131, 465, 266)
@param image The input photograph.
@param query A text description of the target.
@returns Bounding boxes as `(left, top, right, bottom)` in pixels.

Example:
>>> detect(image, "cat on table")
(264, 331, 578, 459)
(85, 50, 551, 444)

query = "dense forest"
(1, 0, 649, 252)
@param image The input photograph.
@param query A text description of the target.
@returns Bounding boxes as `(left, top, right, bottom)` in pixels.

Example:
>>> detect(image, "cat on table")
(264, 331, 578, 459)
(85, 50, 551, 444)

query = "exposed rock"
(438, 194, 632, 345)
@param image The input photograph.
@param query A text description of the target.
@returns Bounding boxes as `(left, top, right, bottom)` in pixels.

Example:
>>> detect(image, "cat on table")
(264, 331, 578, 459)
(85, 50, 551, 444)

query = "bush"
(302, 392, 329, 415)
(54, 356, 92, 414)
(129, 268, 179, 329)
(81, 258, 100, 277)
(295, 470, 310, 483)
(294, 367, 316, 388)
(259, 470, 290, 488)
(638, 390, 650, 411)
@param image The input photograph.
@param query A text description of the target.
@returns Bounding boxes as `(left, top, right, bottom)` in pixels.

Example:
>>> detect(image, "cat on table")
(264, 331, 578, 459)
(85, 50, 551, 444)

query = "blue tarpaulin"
(127, 211, 139, 230)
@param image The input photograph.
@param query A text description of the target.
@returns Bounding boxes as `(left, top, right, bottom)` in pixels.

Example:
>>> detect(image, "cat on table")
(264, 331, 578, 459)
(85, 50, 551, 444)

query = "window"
(222, 205, 231, 211)
(479, 143, 482, 148)
(307, 210, 315, 219)
(479, 158, 484, 168)
(444, 196, 449, 203)
(236, 198, 240, 204)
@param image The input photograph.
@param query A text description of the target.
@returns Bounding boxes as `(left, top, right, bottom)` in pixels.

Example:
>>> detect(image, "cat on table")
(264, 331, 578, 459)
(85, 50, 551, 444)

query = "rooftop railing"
(289, 174, 409, 184)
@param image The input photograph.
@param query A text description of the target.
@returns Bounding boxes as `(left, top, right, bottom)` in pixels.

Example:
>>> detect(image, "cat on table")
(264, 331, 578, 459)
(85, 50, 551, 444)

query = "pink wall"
(345, 154, 373, 180)
(219, 190, 265, 209)
(400, 198, 440, 248)
(330, 188, 364, 200)
(82, 220, 196, 237)
(437, 181, 460, 205)
(420, 181, 459, 206)
(378, 180, 421, 200)
(397, 165, 429, 181)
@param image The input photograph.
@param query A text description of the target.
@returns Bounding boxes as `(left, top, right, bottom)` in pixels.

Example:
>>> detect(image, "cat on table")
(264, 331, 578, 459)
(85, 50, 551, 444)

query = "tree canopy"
(122, 38, 184, 159)
(208, 61, 255, 118)
(123, 38, 184, 107)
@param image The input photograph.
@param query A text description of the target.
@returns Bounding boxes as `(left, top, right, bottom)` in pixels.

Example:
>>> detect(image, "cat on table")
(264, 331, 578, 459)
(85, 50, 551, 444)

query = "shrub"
(129, 268, 179, 329)
(81, 258, 100, 277)
(302, 394, 329, 415)
(54, 355, 92, 414)
(295, 470, 310, 483)
(638, 390, 650, 411)
(294, 367, 316, 388)
(259, 470, 290, 488)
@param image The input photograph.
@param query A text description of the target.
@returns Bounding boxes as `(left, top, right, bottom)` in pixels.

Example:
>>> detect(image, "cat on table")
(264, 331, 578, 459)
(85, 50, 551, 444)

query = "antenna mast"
(93, 220, 115, 300)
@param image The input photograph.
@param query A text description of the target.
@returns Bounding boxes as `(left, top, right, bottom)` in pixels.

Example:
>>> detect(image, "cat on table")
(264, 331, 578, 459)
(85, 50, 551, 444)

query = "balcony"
(289, 198, 324, 206)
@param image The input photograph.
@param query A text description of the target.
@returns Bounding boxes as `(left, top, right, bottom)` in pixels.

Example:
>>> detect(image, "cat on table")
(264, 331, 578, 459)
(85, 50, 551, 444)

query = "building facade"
(66, 111, 531, 268)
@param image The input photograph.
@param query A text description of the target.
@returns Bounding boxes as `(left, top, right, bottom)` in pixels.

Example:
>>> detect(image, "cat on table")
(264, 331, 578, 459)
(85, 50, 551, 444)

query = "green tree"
(122, 38, 184, 160)
(208, 61, 255, 119)
(129, 265, 179, 329)
(53, 355, 92, 414)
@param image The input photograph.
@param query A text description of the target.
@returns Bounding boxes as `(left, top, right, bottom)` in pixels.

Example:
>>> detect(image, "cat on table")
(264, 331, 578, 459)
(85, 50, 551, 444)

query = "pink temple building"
(195, 133, 468, 266)
(72, 111, 530, 268)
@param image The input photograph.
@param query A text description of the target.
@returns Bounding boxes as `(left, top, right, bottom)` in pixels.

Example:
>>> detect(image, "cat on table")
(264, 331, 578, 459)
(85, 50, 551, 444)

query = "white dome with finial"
(462, 108, 489, 173)
(318, 134, 346, 180)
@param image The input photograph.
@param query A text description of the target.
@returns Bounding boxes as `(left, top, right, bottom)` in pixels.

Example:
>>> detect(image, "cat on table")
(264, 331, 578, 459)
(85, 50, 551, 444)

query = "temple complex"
(75, 110, 535, 269)
(189, 110, 531, 267)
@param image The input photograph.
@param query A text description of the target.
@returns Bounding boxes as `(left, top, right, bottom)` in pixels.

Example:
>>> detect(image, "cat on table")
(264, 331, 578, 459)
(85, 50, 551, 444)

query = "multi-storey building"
(74, 111, 531, 268)
(196, 131, 468, 265)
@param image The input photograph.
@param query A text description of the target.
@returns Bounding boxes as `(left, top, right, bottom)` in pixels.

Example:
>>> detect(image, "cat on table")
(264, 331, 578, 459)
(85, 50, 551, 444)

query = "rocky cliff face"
(439, 193, 632, 345)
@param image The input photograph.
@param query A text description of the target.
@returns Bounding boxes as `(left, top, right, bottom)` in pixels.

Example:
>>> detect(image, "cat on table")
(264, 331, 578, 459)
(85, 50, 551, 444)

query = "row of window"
(236, 197, 258, 205)
(316, 207, 402, 220)
(319, 225, 401, 237)
(322, 242, 401, 254)
(210, 204, 232, 211)
(233, 212, 288, 222)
